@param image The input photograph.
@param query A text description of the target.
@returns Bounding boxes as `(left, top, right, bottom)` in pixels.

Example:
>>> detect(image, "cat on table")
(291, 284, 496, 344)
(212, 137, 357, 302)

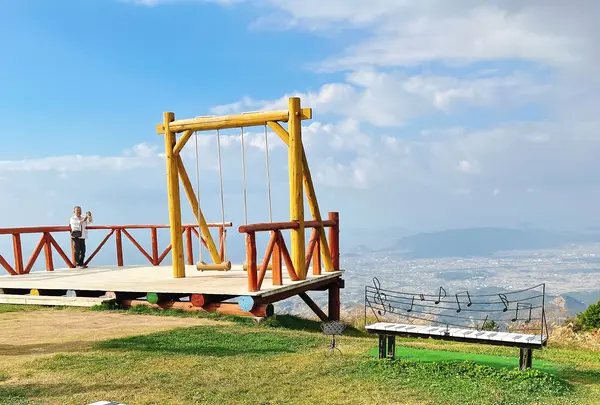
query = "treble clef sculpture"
(372, 277, 394, 316)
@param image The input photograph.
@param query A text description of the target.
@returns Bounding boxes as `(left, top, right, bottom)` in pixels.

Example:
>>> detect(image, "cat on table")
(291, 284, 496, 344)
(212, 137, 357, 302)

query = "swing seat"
(196, 261, 232, 272)
(242, 261, 273, 271)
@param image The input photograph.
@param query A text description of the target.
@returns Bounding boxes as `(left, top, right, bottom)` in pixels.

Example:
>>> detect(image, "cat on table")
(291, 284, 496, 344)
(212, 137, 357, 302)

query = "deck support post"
(164, 112, 185, 278)
(519, 348, 533, 370)
(328, 279, 341, 321)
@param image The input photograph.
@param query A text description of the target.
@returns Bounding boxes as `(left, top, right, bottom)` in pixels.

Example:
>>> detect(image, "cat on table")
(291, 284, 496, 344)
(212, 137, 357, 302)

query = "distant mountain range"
(371, 227, 600, 259)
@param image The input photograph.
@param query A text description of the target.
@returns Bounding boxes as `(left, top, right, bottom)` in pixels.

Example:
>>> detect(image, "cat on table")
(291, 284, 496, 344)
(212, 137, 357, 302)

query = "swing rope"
(240, 127, 248, 225)
(194, 130, 204, 263)
(264, 124, 273, 222)
(216, 129, 227, 261)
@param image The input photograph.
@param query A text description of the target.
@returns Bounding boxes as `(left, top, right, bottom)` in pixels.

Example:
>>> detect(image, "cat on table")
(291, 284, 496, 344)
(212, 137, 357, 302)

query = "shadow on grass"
(95, 325, 327, 357)
(271, 315, 368, 337)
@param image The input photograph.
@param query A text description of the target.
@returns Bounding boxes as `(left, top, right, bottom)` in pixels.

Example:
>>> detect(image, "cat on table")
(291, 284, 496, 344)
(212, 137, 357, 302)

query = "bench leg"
(378, 335, 387, 358)
(387, 335, 395, 359)
(519, 348, 533, 370)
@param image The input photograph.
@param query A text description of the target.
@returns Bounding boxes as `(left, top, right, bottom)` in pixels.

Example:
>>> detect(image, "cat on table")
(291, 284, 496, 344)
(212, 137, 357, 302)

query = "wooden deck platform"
(0, 265, 343, 298)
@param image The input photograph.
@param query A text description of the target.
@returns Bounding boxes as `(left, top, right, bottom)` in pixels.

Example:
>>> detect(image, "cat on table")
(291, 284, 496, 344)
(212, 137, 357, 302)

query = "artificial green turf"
(366, 345, 558, 374)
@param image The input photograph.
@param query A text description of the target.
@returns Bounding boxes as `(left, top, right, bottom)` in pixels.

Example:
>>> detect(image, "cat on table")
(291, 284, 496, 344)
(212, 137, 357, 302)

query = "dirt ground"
(0, 309, 222, 356)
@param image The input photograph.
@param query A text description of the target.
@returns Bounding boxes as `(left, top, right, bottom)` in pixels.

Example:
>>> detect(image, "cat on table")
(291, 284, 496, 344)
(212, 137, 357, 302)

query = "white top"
(69, 215, 91, 239)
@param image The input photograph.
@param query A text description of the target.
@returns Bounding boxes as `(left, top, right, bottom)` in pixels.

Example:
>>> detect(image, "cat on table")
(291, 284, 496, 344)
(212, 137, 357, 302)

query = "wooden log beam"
(276, 231, 299, 281)
(46, 234, 75, 268)
(121, 299, 274, 317)
(175, 154, 221, 264)
(122, 229, 153, 264)
(288, 97, 305, 279)
(0, 255, 17, 275)
(267, 121, 334, 272)
(84, 230, 115, 267)
(43, 233, 54, 271)
(23, 234, 47, 274)
(257, 231, 277, 290)
(164, 112, 185, 278)
(0, 223, 232, 235)
(115, 229, 124, 266)
(299, 292, 328, 322)
(172, 129, 194, 155)
(151, 227, 159, 265)
(156, 108, 313, 134)
(238, 219, 335, 234)
(329, 212, 340, 270)
(246, 232, 258, 292)
(272, 239, 282, 286)
(12, 234, 23, 274)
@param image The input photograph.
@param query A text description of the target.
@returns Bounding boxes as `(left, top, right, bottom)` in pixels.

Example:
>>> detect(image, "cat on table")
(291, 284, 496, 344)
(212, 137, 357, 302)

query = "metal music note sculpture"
(321, 321, 347, 357)
(364, 277, 548, 340)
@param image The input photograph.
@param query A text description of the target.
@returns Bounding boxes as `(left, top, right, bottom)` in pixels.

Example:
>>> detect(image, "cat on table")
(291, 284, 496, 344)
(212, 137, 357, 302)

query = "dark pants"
(73, 238, 86, 266)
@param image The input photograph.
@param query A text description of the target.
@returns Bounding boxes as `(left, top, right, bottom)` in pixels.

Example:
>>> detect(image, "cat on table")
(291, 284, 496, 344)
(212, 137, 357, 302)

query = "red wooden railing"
(0, 223, 231, 275)
(240, 212, 340, 292)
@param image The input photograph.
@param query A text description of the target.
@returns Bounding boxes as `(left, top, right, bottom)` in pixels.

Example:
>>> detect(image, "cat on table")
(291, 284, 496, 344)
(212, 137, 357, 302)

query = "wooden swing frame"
(157, 97, 335, 280)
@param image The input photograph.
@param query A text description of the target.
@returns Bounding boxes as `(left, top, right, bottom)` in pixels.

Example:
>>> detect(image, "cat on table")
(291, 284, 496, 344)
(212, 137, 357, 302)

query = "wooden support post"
(43, 233, 54, 271)
(12, 234, 23, 274)
(164, 112, 185, 278)
(175, 155, 221, 264)
(328, 280, 340, 321)
(299, 292, 328, 321)
(272, 236, 282, 286)
(151, 227, 159, 265)
(288, 97, 305, 279)
(267, 120, 334, 272)
(115, 229, 123, 266)
(328, 212, 340, 270)
(246, 232, 258, 292)
(185, 227, 193, 265)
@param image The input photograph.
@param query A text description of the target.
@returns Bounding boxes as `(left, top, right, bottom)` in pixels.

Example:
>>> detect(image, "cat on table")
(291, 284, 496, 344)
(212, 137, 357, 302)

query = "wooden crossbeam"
(156, 108, 313, 134)
(299, 292, 328, 321)
(267, 121, 335, 272)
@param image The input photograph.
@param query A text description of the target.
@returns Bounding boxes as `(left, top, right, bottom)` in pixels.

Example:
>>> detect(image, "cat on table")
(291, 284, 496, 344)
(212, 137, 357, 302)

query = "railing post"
(151, 227, 158, 265)
(43, 233, 54, 271)
(246, 232, 258, 292)
(272, 233, 282, 286)
(185, 227, 193, 265)
(115, 229, 123, 266)
(328, 212, 339, 271)
(12, 234, 23, 275)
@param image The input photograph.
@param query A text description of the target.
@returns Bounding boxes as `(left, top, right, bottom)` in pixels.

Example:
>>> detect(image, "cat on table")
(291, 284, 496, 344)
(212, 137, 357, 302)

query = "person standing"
(69, 206, 92, 268)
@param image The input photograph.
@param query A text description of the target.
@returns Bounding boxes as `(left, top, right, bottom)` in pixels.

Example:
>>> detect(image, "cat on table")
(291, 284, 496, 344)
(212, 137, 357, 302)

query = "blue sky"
(1, 0, 600, 255)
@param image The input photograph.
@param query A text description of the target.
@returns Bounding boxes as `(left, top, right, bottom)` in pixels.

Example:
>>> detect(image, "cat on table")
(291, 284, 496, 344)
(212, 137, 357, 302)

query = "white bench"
(366, 322, 548, 369)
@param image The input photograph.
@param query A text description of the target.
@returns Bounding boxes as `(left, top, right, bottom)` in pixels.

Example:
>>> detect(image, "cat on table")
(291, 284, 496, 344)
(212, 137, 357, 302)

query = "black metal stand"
(378, 335, 395, 359)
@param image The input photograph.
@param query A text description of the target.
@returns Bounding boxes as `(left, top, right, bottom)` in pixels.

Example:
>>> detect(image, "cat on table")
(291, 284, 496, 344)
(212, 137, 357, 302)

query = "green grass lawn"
(1, 304, 599, 405)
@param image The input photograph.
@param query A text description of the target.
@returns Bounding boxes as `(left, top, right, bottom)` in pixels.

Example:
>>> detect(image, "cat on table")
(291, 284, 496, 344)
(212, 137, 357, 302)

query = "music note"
(512, 303, 532, 323)
(419, 293, 425, 301)
(455, 291, 472, 313)
(407, 296, 414, 313)
(435, 287, 446, 304)
(499, 294, 509, 312)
